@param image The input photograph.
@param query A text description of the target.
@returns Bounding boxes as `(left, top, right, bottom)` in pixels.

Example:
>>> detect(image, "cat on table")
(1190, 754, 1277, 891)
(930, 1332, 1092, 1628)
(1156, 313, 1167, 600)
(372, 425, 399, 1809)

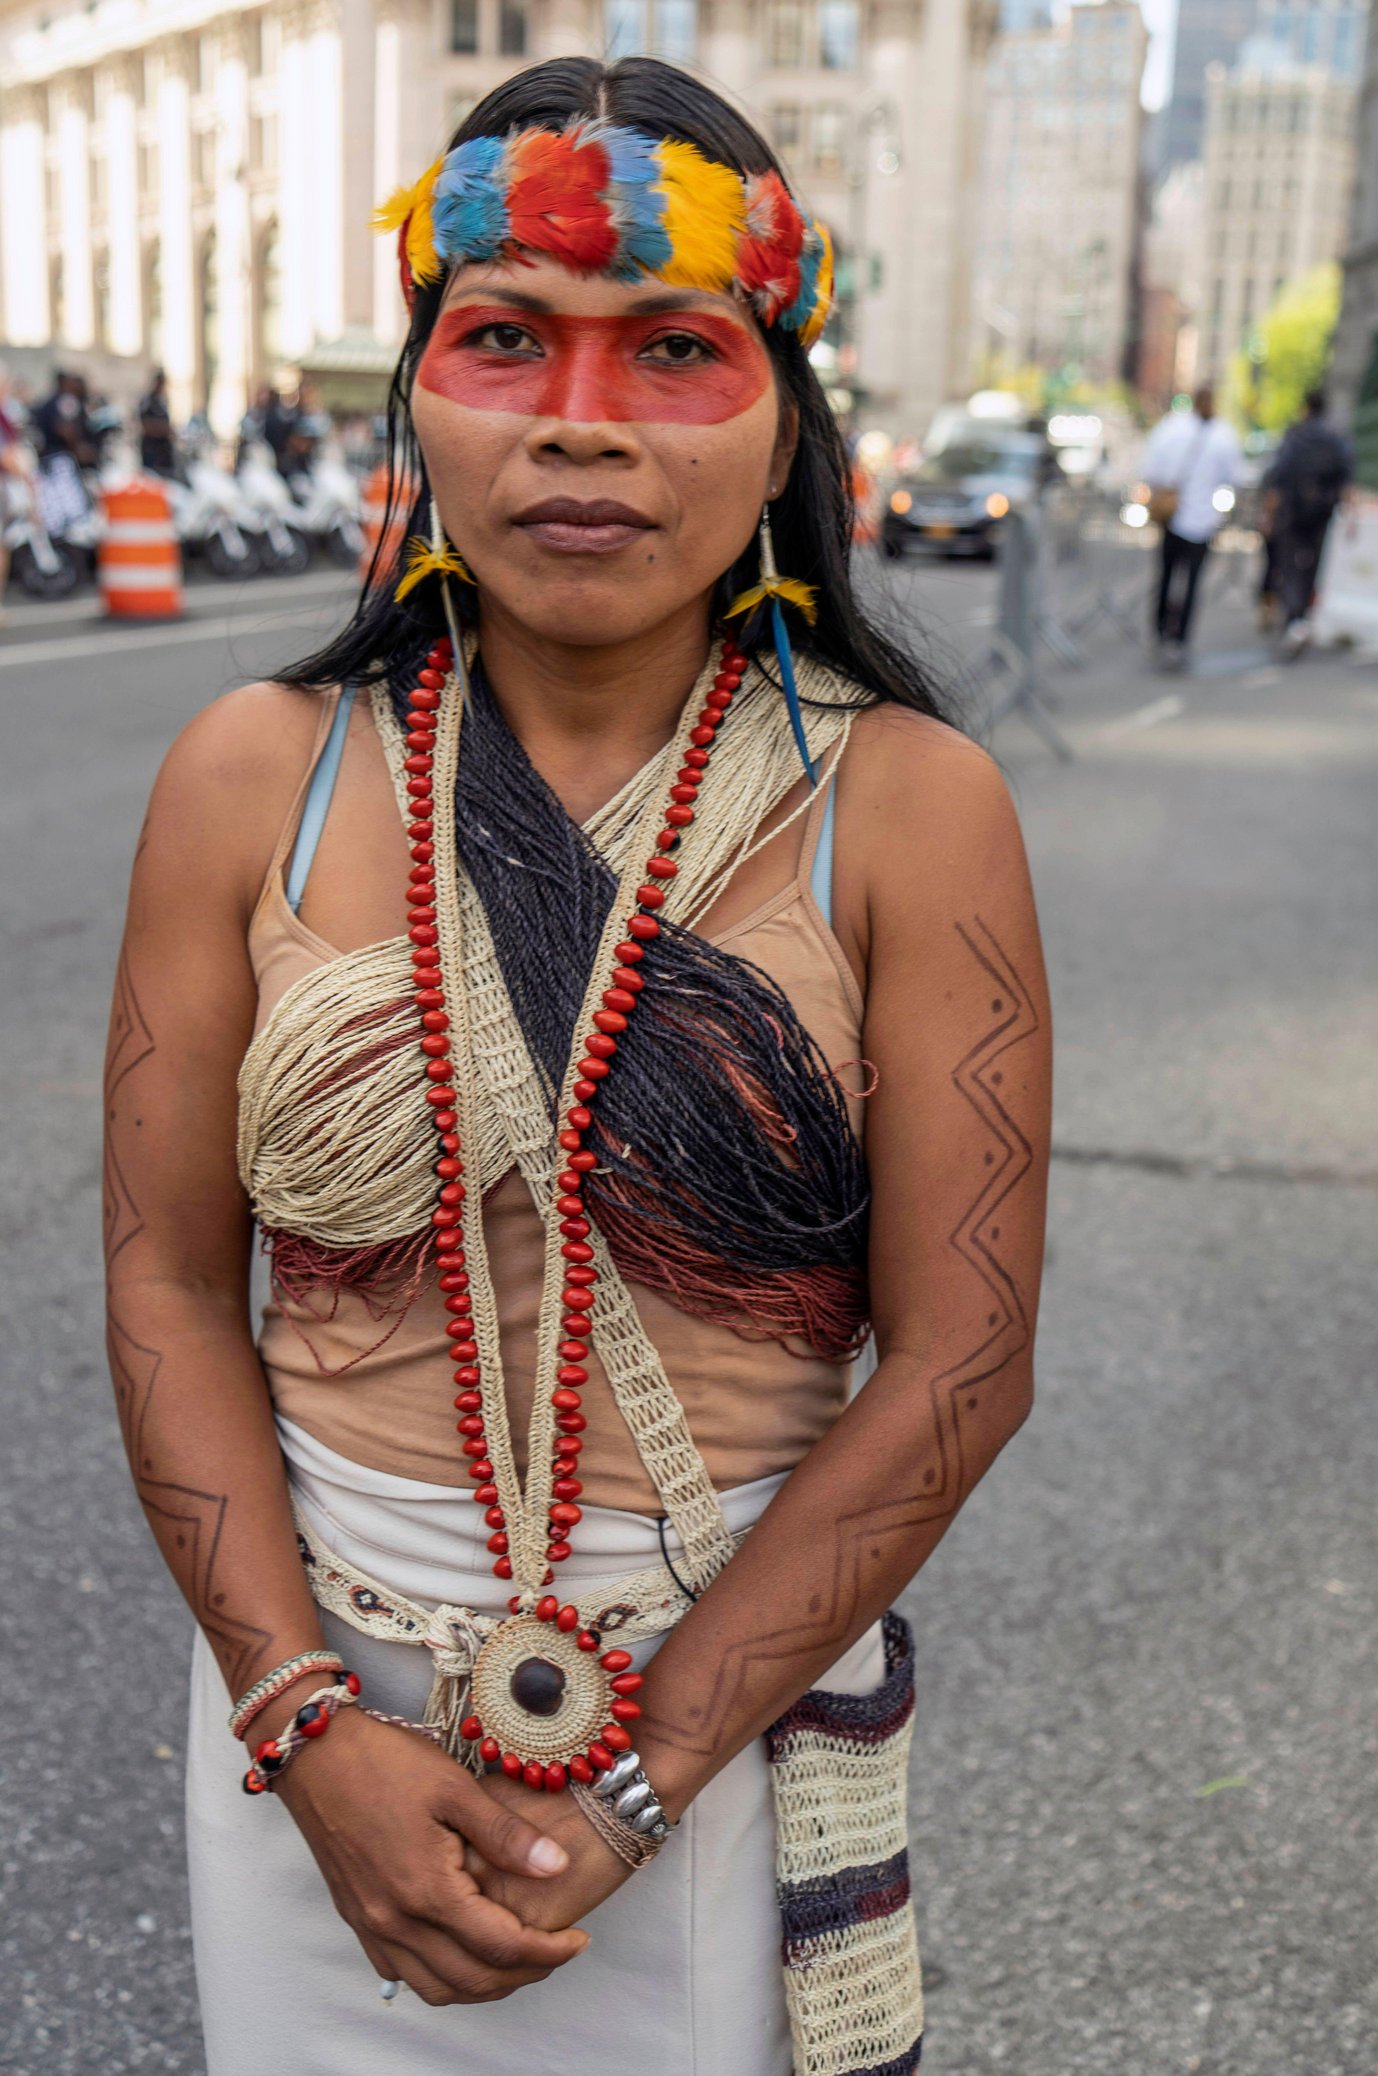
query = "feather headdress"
(375, 120, 833, 344)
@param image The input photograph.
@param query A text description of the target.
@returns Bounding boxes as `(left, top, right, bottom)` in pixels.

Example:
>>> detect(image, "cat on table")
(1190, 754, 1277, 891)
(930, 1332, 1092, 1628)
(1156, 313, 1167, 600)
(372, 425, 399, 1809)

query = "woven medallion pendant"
(402, 629, 746, 1789)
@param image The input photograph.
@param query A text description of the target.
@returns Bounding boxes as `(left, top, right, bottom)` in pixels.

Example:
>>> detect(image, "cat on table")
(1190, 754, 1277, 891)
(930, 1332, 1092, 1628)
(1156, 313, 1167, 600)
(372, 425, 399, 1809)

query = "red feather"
(506, 129, 618, 273)
(736, 171, 804, 322)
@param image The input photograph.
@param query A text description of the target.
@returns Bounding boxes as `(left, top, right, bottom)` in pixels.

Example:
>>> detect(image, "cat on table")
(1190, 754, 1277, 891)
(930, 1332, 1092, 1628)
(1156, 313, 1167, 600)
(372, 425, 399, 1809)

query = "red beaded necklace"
(400, 629, 747, 1791)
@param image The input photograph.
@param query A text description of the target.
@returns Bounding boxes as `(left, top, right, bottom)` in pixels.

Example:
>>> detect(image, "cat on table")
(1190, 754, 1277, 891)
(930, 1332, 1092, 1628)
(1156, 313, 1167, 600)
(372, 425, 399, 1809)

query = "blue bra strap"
(284, 683, 356, 915)
(809, 767, 837, 928)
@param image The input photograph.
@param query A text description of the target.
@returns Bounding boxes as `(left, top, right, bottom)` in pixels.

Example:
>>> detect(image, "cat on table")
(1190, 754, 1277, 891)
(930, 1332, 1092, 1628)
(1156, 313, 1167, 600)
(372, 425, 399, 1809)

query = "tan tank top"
(248, 687, 866, 1516)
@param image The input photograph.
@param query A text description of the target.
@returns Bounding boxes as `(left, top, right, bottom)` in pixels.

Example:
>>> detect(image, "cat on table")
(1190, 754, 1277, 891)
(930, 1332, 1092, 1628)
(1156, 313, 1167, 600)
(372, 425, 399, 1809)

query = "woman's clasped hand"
(277, 1709, 629, 2006)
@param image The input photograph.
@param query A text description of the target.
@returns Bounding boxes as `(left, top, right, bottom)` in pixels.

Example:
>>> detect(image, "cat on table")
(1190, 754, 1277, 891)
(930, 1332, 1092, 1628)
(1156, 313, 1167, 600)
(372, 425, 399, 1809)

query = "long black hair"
(280, 55, 952, 722)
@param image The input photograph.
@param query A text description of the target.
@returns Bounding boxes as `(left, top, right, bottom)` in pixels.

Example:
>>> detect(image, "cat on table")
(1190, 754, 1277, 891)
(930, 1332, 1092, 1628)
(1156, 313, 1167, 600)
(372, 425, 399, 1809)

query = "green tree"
(1225, 264, 1342, 434)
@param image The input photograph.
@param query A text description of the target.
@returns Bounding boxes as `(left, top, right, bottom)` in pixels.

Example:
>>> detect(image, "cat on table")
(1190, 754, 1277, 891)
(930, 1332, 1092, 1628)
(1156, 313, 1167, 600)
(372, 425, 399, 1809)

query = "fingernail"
(528, 1837, 568, 1874)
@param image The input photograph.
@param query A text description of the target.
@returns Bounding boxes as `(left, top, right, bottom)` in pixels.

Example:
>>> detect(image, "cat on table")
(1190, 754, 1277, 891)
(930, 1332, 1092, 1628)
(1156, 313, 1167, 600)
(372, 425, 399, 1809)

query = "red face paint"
(417, 305, 770, 426)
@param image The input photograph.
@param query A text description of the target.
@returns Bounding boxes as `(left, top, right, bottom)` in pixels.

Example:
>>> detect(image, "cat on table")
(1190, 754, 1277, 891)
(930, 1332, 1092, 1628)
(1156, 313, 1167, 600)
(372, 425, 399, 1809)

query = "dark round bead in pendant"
(510, 1656, 566, 1718)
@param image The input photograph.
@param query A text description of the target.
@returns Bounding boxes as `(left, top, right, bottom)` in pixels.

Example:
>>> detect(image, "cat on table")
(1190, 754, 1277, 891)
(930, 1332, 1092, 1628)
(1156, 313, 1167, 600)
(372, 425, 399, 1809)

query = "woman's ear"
(768, 398, 800, 500)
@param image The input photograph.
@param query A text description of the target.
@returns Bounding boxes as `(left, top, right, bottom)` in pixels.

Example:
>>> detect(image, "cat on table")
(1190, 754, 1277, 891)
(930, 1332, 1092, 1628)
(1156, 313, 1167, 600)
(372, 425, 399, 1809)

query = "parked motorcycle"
(166, 453, 263, 578)
(237, 446, 311, 575)
(6, 455, 100, 598)
(288, 452, 367, 570)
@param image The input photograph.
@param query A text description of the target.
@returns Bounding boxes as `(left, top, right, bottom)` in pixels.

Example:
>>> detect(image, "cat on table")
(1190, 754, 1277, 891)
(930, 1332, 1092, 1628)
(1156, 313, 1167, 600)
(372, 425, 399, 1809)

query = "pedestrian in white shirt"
(1141, 386, 1243, 667)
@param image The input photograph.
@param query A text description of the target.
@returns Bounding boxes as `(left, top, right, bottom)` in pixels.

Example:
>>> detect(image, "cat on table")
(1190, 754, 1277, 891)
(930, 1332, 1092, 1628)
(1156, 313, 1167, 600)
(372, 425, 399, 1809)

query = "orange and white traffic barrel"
(100, 477, 183, 619)
(359, 462, 415, 579)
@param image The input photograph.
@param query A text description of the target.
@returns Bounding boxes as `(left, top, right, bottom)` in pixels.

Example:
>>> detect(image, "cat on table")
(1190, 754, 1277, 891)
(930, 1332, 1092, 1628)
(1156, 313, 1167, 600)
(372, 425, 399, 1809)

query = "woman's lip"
(515, 518, 656, 555)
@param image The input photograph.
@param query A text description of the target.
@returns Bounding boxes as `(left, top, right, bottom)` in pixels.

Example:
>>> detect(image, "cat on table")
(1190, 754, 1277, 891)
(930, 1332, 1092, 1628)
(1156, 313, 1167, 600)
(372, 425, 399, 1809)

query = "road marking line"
(0, 601, 339, 670)
(1100, 693, 1185, 739)
(0, 567, 349, 635)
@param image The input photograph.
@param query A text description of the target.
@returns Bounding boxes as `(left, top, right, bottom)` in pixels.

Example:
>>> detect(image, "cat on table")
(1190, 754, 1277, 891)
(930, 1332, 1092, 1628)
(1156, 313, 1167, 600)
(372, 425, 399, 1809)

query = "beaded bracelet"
(242, 1673, 447, 1796)
(229, 1650, 345, 1741)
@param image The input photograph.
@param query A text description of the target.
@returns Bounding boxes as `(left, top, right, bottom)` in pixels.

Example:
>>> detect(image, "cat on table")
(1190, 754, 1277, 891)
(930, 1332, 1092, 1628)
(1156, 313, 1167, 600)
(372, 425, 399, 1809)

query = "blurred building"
(1139, 156, 1206, 394)
(0, 0, 995, 439)
(1331, 0, 1378, 439)
(1157, 0, 1260, 173)
(971, 1, 1148, 388)
(1197, 37, 1361, 379)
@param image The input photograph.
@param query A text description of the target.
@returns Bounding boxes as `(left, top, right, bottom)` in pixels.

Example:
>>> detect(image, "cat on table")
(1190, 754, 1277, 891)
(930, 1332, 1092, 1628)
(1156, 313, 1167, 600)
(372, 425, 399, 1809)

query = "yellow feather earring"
(727, 504, 819, 784)
(395, 498, 477, 600)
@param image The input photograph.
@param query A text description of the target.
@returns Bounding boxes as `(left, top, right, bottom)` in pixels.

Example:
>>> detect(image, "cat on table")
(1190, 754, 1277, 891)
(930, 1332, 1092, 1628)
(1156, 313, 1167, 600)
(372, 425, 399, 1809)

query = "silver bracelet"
(573, 1748, 677, 1867)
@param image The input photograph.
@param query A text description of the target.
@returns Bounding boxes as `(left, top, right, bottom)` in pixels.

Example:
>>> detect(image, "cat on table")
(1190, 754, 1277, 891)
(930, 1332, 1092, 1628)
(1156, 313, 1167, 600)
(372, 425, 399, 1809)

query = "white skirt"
(186, 1420, 886, 2076)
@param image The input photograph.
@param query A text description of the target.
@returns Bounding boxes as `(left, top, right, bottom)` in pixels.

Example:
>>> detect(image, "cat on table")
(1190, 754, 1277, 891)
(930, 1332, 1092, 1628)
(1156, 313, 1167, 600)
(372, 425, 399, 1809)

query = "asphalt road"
(1, 544, 1374, 2073)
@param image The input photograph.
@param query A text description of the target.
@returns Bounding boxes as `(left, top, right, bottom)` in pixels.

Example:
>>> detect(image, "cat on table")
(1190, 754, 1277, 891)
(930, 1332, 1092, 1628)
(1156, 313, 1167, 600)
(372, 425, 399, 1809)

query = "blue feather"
(782, 226, 824, 335)
(770, 596, 817, 785)
(602, 131, 671, 279)
(433, 137, 509, 263)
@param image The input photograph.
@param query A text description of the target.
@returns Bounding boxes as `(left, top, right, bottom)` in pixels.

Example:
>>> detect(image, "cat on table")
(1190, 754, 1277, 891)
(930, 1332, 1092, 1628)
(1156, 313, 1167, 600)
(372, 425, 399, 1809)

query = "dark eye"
(470, 321, 541, 355)
(641, 331, 715, 366)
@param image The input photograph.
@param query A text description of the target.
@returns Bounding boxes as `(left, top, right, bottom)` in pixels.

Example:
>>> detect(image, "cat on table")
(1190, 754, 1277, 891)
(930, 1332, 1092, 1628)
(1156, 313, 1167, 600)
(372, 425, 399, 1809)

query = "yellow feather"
(655, 140, 744, 293)
(725, 576, 818, 624)
(800, 224, 834, 351)
(371, 160, 444, 287)
(394, 535, 474, 601)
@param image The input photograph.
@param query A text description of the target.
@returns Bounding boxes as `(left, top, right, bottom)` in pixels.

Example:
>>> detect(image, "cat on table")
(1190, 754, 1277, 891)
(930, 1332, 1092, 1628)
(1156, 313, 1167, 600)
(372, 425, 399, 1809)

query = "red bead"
(524, 1762, 545, 1790)
(475, 1484, 499, 1506)
(408, 826, 434, 846)
(600, 1649, 633, 1673)
(480, 1736, 501, 1763)
(553, 1477, 583, 1501)
(557, 1366, 589, 1389)
(420, 1035, 450, 1058)
(556, 1604, 580, 1632)
(551, 1386, 583, 1410)
(414, 989, 444, 1012)
(556, 1195, 585, 1218)
(562, 1287, 594, 1311)
(454, 1391, 483, 1412)
(628, 915, 660, 941)
(569, 1753, 594, 1784)
(559, 1220, 590, 1240)
(550, 1502, 583, 1529)
(610, 1698, 641, 1722)
(435, 1156, 462, 1178)
(403, 752, 432, 775)
(611, 968, 644, 993)
(409, 904, 437, 926)
(444, 1295, 472, 1318)
(577, 1056, 610, 1080)
(689, 724, 716, 746)
(411, 841, 435, 862)
(565, 1263, 597, 1286)
(254, 1737, 282, 1764)
(546, 1540, 572, 1562)
(411, 684, 441, 708)
(460, 1714, 483, 1741)
(557, 1128, 583, 1152)
(409, 924, 438, 947)
(556, 1411, 587, 1433)
(567, 1105, 593, 1130)
(555, 1434, 584, 1454)
(243, 1770, 268, 1794)
(405, 728, 434, 751)
(573, 1077, 599, 1101)
(483, 1504, 505, 1526)
(432, 1109, 458, 1131)
(508, 1595, 524, 1613)
(646, 857, 678, 881)
(560, 1315, 591, 1339)
(576, 1630, 599, 1652)
(437, 1180, 465, 1205)
(415, 969, 442, 991)
(684, 747, 709, 769)
(665, 806, 694, 828)
(440, 1134, 461, 1153)
(494, 1556, 513, 1578)
(588, 1740, 615, 1773)
(669, 784, 698, 805)
(461, 1435, 488, 1455)
(422, 1010, 449, 1033)
(609, 1672, 644, 1695)
(545, 1762, 568, 1793)
(425, 1060, 455, 1084)
(486, 1532, 509, 1554)
(501, 1751, 523, 1779)
(557, 1169, 583, 1194)
(584, 1034, 618, 1060)
(296, 1704, 330, 1739)
(601, 1723, 633, 1752)
(469, 1459, 494, 1481)
(636, 883, 666, 908)
(453, 1366, 481, 1387)
(593, 1008, 628, 1036)
(614, 939, 645, 963)
(536, 1595, 559, 1622)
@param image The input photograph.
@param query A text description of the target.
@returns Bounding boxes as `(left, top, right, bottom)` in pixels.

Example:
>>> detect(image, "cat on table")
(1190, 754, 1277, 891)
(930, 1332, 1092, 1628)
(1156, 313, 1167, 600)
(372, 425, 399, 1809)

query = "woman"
(104, 57, 1050, 2075)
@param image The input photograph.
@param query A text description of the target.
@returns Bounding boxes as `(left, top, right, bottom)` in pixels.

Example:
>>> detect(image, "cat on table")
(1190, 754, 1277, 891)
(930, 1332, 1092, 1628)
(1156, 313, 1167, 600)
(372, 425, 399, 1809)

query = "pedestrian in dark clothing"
(1141, 384, 1243, 667)
(33, 372, 97, 468)
(137, 369, 178, 476)
(1263, 390, 1353, 653)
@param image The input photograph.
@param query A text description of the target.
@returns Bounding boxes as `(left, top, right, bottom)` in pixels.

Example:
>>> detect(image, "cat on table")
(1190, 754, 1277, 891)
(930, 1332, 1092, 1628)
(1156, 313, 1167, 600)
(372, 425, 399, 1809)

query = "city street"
(2, 546, 1375, 2073)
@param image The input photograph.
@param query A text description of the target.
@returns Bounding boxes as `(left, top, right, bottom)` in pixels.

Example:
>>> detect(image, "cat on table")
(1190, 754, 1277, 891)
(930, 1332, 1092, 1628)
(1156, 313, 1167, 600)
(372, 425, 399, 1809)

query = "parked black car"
(881, 431, 1048, 560)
